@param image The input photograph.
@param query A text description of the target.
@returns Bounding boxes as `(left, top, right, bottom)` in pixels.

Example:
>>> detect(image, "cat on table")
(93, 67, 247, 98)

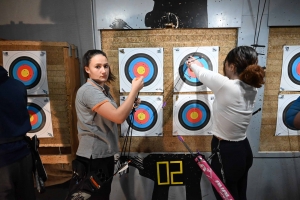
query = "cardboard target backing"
(275, 94, 300, 136)
(173, 46, 219, 92)
(3, 51, 49, 95)
(173, 94, 214, 136)
(119, 48, 164, 92)
(27, 97, 54, 138)
(120, 95, 163, 136)
(280, 46, 300, 91)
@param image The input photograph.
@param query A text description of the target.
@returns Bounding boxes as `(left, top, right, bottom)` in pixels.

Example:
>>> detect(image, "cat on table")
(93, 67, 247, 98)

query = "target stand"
(3, 51, 49, 95)
(119, 48, 164, 93)
(27, 97, 54, 138)
(120, 95, 163, 136)
(275, 94, 300, 136)
(280, 46, 300, 91)
(173, 46, 219, 92)
(173, 94, 214, 136)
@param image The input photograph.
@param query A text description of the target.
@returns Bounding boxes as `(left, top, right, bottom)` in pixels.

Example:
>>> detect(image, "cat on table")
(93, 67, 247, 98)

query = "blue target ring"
(27, 103, 46, 133)
(126, 101, 157, 131)
(288, 53, 300, 85)
(125, 53, 158, 86)
(178, 100, 210, 130)
(179, 52, 213, 86)
(9, 56, 41, 89)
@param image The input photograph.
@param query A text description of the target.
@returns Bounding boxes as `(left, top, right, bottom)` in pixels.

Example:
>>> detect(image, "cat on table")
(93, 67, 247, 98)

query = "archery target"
(3, 51, 49, 95)
(275, 94, 300, 136)
(119, 48, 163, 92)
(280, 46, 300, 91)
(27, 97, 53, 138)
(120, 95, 163, 136)
(173, 94, 214, 136)
(173, 47, 219, 92)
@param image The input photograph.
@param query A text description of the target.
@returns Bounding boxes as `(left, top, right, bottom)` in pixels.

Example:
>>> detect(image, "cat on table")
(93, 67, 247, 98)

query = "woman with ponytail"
(186, 46, 265, 200)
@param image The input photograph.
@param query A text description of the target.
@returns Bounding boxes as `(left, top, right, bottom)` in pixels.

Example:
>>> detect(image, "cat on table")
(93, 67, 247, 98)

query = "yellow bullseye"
(21, 69, 30, 78)
(190, 111, 199, 120)
(137, 66, 146, 75)
(138, 112, 146, 120)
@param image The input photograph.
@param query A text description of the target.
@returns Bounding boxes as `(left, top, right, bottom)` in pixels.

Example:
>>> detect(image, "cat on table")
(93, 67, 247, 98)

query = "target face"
(173, 94, 214, 135)
(3, 51, 49, 95)
(275, 94, 300, 136)
(120, 95, 163, 136)
(27, 97, 53, 138)
(280, 46, 300, 91)
(173, 47, 219, 92)
(119, 48, 163, 92)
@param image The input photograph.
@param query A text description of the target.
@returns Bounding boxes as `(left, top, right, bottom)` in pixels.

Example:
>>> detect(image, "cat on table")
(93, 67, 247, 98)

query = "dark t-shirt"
(0, 67, 31, 167)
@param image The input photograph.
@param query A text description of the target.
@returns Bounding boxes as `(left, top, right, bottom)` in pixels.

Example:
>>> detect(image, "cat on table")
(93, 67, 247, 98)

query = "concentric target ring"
(9, 56, 42, 89)
(282, 100, 298, 130)
(126, 101, 157, 131)
(178, 100, 210, 130)
(124, 53, 158, 87)
(27, 103, 46, 133)
(287, 52, 300, 85)
(178, 52, 213, 86)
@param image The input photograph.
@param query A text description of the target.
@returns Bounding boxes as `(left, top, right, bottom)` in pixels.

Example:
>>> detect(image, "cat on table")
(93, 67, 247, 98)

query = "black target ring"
(124, 53, 158, 87)
(179, 52, 213, 86)
(27, 103, 46, 133)
(9, 56, 42, 89)
(126, 101, 157, 132)
(287, 52, 300, 85)
(178, 99, 210, 130)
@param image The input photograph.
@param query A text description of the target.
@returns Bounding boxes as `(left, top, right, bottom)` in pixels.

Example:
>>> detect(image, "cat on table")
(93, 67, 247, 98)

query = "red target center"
(134, 109, 150, 124)
(186, 108, 202, 123)
(187, 67, 196, 78)
(133, 62, 150, 78)
(17, 65, 34, 81)
(297, 63, 300, 76)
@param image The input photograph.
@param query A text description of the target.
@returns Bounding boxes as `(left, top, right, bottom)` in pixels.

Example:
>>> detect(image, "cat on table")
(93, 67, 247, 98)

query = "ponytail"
(239, 64, 265, 88)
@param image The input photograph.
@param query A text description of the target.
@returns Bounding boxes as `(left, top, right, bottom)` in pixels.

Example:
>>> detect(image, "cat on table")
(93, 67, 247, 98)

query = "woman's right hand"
(131, 76, 144, 92)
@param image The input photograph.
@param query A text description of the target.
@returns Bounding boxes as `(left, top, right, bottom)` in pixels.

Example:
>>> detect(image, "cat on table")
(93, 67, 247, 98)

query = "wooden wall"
(0, 41, 80, 185)
(259, 27, 300, 152)
(101, 28, 237, 152)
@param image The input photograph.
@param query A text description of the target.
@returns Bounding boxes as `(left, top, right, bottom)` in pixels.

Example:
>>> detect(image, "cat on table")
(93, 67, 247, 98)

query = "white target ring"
(120, 95, 163, 136)
(27, 97, 53, 138)
(275, 94, 300, 136)
(280, 46, 300, 91)
(173, 46, 219, 92)
(173, 94, 214, 135)
(3, 51, 49, 95)
(119, 48, 164, 93)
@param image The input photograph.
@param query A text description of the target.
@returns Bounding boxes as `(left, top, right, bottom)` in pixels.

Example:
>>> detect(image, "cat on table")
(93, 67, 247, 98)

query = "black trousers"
(67, 155, 115, 200)
(210, 136, 253, 200)
(0, 153, 35, 200)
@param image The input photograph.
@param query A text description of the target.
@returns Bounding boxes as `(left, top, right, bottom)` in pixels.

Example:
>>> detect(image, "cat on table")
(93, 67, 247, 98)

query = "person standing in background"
(186, 46, 265, 200)
(67, 49, 144, 200)
(0, 65, 36, 200)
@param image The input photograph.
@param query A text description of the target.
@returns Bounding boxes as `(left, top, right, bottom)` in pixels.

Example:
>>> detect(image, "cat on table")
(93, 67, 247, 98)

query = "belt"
(0, 136, 25, 144)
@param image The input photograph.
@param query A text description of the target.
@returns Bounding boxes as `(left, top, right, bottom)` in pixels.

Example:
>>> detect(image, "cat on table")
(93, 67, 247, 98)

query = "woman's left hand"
(133, 98, 141, 108)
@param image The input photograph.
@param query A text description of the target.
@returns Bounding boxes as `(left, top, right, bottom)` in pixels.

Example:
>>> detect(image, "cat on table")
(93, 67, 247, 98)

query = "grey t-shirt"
(75, 80, 119, 159)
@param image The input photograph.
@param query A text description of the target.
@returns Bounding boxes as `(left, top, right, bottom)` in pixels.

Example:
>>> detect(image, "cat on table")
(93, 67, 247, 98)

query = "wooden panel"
(101, 29, 238, 152)
(259, 27, 300, 152)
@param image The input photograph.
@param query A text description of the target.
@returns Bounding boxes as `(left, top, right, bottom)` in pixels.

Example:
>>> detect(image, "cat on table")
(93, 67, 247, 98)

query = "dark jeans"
(211, 136, 253, 200)
(0, 153, 35, 200)
(67, 155, 115, 200)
